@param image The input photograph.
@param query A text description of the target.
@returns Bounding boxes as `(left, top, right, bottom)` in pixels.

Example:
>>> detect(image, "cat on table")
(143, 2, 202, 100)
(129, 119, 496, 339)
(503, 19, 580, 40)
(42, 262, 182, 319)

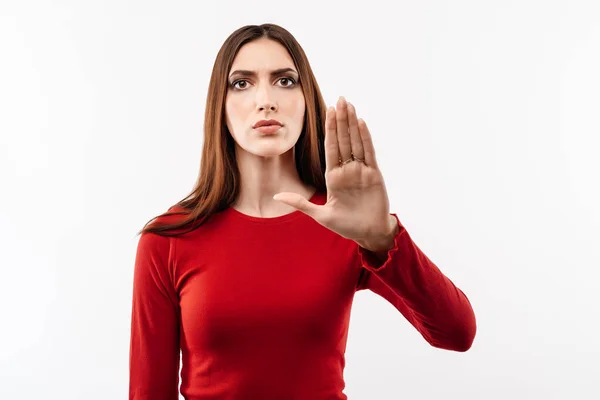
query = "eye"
(278, 77, 296, 87)
(231, 76, 297, 90)
(231, 79, 249, 90)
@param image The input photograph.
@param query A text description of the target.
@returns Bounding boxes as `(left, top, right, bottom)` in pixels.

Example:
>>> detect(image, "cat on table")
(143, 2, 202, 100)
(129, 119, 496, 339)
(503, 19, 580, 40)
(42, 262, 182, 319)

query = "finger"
(336, 96, 352, 164)
(273, 192, 323, 220)
(324, 106, 340, 173)
(346, 102, 365, 161)
(357, 118, 378, 168)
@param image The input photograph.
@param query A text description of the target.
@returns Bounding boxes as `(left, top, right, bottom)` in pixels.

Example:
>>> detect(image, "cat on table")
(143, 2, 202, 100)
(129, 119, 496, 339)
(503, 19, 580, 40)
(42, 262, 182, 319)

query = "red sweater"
(129, 191, 476, 400)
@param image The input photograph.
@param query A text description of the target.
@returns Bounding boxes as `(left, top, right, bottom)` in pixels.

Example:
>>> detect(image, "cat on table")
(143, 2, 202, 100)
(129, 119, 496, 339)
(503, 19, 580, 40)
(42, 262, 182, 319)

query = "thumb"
(273, 192, 320, 218)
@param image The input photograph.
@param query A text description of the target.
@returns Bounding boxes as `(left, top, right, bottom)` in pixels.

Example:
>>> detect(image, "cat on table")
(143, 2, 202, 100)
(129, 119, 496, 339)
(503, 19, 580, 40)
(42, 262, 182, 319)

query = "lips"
(253, 119, 282, 128)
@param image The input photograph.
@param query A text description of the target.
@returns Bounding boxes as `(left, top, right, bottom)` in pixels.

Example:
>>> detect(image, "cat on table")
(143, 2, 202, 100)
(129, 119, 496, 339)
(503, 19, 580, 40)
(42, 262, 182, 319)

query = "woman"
(129, 23, 476, 400)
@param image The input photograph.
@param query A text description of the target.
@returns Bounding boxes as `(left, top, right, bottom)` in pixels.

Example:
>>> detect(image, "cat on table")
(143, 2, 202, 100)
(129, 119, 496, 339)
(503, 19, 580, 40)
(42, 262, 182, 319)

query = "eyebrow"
(228, 68, 298, 80)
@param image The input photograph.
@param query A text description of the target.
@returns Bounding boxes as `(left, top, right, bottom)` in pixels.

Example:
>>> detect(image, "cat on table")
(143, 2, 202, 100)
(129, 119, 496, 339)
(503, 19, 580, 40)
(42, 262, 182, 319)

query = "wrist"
(358, 215, 399, 253)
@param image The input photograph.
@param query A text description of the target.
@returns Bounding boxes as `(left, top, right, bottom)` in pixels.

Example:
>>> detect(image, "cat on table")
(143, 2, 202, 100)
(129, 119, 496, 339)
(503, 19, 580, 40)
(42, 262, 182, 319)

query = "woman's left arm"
(271, 97, 476, 350)
(356, 213, 477, 352)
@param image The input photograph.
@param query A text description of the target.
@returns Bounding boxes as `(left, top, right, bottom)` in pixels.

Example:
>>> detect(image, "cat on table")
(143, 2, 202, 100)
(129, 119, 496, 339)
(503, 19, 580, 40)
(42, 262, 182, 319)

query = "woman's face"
(225, 38, 305, 158)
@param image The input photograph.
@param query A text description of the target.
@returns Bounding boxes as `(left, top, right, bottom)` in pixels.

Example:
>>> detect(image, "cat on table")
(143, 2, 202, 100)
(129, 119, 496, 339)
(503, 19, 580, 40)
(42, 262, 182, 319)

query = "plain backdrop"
(1, 1, 599, 399)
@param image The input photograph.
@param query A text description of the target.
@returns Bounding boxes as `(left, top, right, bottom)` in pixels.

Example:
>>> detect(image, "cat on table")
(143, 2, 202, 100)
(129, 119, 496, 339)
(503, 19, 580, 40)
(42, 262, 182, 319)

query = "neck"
(232, 146, 315, 217)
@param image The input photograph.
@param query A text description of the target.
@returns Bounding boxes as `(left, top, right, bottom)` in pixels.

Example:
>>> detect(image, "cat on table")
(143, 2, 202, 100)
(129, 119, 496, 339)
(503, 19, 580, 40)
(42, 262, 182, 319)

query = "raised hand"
(274, 96, 398, 249)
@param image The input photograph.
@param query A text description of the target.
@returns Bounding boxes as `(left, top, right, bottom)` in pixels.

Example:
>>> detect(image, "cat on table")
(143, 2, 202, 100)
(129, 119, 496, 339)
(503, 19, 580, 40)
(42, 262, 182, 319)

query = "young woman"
(129, 23, 476, 400)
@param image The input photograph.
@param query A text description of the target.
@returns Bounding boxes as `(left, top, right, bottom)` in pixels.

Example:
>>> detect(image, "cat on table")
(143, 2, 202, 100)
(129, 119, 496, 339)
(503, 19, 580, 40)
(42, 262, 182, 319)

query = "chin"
(247, 142, 296, 158)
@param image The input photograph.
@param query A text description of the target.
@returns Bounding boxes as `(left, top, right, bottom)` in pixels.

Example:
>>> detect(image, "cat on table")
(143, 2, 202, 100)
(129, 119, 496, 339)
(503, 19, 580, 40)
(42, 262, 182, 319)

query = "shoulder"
(138, 205, 187, 246)
(148, 204, 189, 227)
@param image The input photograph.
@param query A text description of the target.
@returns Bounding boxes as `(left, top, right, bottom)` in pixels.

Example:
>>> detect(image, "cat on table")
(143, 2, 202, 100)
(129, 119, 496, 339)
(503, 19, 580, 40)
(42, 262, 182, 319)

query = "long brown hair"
(138, 23, 328, 237)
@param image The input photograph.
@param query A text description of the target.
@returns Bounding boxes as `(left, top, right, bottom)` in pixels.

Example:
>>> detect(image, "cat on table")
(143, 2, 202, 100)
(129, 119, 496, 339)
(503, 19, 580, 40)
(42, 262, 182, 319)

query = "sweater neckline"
(226, 190, 321, 224)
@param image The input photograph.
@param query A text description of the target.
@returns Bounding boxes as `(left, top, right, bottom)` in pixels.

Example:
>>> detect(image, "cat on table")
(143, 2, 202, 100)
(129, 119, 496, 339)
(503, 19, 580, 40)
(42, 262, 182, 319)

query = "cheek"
(291, 95, 306, 119)
(225, 99, 244, 126)
(224, 102, 241, 138)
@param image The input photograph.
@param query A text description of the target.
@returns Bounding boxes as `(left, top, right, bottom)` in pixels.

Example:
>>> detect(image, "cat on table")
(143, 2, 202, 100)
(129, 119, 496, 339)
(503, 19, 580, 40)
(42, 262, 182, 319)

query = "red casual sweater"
(129, 191, 476, 400)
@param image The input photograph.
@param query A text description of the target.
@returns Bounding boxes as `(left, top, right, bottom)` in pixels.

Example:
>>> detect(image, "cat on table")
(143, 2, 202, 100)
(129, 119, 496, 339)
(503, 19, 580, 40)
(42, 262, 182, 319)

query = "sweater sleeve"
(355, 214, 476, 352)
(129, 232, 181, 400)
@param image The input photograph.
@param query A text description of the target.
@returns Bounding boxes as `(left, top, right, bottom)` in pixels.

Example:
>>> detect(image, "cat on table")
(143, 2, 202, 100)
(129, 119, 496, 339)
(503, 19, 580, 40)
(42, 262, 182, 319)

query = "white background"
(1, 1, 599, 399)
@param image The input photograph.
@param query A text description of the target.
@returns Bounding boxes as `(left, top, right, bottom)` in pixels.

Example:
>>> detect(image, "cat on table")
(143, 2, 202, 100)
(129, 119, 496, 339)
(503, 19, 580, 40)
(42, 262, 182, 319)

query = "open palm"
(275, 96, 394, 243)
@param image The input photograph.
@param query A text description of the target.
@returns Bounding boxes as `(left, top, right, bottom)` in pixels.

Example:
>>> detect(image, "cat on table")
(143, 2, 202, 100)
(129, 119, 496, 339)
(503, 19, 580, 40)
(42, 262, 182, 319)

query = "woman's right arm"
(129, 232, 180, 400)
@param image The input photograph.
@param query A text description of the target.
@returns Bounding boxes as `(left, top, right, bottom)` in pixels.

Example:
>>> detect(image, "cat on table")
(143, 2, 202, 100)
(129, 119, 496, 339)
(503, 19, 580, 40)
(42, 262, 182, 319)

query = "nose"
(255, 84, 278, 112)
(258, 103, 277, 112)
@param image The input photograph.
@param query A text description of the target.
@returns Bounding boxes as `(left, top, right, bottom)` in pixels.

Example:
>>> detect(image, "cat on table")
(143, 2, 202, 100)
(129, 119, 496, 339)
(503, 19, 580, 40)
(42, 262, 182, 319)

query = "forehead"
(230, 39, 295, 73)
